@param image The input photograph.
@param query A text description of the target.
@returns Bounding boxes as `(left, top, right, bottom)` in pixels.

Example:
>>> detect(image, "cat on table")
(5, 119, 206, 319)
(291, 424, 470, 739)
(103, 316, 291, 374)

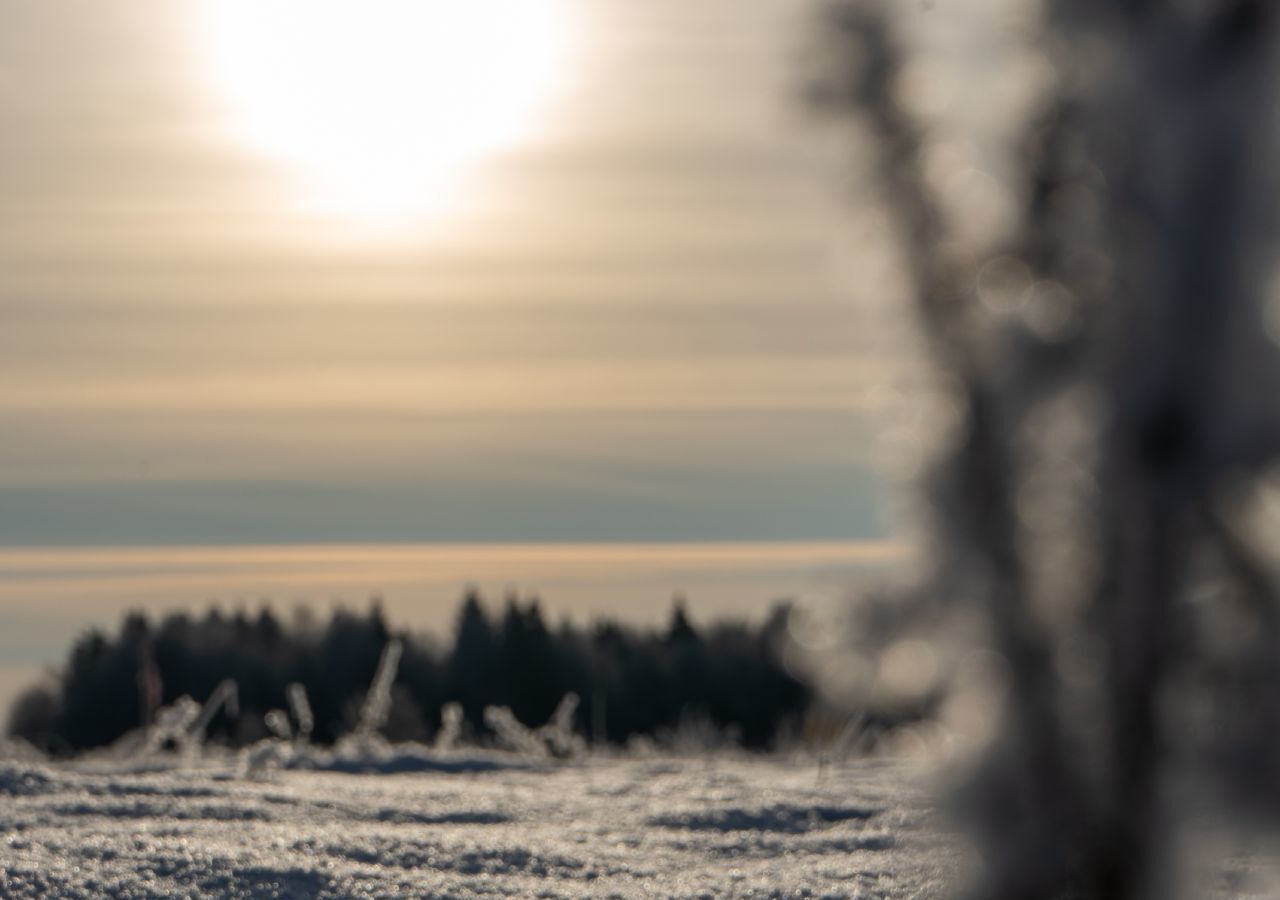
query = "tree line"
(6, 591, 809, 756)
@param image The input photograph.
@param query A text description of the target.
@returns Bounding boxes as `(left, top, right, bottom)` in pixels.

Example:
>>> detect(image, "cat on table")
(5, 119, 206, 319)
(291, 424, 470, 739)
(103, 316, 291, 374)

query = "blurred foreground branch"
(814, 1, 1280, 896)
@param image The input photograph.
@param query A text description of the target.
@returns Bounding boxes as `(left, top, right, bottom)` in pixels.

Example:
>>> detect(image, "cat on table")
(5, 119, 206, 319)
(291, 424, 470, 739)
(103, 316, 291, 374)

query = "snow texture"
(0, 749, 1268, 898)
(0, 753, 957, 899)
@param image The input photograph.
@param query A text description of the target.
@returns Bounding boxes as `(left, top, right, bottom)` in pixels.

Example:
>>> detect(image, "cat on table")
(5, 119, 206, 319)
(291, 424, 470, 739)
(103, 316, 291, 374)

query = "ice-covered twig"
(338, 640, 403, 758)
(434, 702, 463, 753)
(286, 682, 313, 746)
(142, 696, 200, 755)
(483, 705, 547, 758)
(188, 679, 238, 751)
(357, 640, 401, 738)
(264, 710, 291, 741)
(538, 693, 585, 759)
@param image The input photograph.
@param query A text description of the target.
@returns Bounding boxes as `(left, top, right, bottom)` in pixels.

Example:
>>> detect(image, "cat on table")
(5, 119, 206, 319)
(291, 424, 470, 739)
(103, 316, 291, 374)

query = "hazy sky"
(0, 0, 893, 546)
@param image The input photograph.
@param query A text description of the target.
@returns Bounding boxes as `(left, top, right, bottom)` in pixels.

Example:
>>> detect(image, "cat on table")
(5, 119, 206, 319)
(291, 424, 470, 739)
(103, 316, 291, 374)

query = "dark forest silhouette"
(6, 592, 810, 756)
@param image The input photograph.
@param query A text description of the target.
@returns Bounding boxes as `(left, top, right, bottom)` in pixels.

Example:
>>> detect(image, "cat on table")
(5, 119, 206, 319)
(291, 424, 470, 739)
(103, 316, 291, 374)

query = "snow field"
(0, 753, 957, 899)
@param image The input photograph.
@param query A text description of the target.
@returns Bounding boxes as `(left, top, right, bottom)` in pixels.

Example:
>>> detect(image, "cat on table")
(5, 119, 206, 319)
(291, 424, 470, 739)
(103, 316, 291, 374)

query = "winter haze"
(0, 0, 896, 716)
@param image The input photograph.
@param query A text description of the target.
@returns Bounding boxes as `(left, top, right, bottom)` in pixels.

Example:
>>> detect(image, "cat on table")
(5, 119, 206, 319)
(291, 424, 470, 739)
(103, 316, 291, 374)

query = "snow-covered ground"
(2, 745, 1273, 899)
(0, 749, 959, 899)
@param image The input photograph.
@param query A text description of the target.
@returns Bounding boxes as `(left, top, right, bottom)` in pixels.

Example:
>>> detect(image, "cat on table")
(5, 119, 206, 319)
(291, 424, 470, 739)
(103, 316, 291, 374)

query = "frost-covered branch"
(813, 1, 1280, 895)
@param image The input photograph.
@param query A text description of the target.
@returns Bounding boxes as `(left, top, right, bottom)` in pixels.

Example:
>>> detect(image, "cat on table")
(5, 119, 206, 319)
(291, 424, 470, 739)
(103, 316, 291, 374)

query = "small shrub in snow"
(189, 680, 239, 748)
(286, 682, 313, 745)
(263, 710, 291, 742)
(142, 696, 200, 755)
(483, 705, 547, 758)
(435, 702, 463, 753)
(537, 693, 586, 759)
(239, 737, 291, 780)
(353, 640, 402, 742)
(138, 679, 239, 759)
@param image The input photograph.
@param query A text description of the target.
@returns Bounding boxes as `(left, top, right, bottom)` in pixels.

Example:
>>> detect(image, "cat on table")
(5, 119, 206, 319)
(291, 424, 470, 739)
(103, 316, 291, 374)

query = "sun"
(192, 0, 570, 226)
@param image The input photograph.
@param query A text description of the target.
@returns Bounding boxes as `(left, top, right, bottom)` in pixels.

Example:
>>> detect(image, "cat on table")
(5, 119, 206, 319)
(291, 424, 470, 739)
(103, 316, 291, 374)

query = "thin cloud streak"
(0, 540, 904, 633)
(0, 358, 878, 416)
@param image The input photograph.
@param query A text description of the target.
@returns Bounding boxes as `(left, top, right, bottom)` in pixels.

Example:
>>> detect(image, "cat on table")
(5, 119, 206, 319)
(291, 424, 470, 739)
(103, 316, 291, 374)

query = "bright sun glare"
(194, 0, 569, 226)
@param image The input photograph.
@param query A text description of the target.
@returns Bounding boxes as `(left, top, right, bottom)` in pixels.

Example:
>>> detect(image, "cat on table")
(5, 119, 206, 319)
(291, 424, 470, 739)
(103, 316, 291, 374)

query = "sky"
(0, 0, 903, 548)
(0, 0, 1003, 724)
